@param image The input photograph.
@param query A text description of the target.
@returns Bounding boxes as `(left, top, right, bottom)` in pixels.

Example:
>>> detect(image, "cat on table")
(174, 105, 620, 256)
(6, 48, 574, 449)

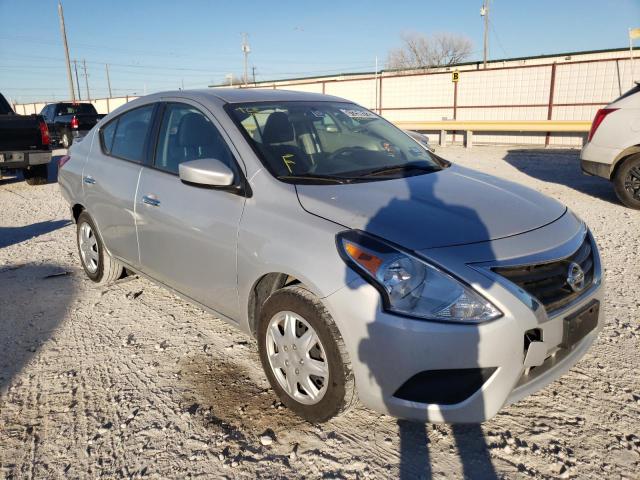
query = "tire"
(257, 285, 356, 423)
(613, 154, 640, 209)
(23, 164, 48, 185)
(62, 132, 72, 149)
(76, 211, 124, 284)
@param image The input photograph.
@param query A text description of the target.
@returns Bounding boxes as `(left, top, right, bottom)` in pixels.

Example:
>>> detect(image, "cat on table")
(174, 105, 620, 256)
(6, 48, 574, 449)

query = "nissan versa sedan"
(58, 89, 604, 423)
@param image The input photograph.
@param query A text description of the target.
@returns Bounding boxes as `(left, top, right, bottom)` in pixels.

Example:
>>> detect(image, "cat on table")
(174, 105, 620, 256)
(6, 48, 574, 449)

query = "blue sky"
(1, 0, 639, 103)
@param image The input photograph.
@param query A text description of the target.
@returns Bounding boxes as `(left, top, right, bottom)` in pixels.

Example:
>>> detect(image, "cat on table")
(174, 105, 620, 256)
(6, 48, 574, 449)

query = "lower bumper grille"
(493, 236, 594, 313)
(393, 368, 497, 405)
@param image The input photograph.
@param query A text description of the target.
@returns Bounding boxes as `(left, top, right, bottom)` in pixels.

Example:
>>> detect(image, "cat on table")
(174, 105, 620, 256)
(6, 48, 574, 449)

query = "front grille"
(494, 236, 594, 313)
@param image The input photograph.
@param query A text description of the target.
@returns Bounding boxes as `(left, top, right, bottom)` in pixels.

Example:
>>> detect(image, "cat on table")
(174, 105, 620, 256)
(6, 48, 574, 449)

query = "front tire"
(613, 154, 640, 209)
(257, 285, 356, 423)
(76, 211, 123, 284)
(23, 164, 48, 185)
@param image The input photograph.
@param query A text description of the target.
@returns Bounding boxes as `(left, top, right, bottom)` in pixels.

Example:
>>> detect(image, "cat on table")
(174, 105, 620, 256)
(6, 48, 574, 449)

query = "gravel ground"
(0, 146, 638, 479)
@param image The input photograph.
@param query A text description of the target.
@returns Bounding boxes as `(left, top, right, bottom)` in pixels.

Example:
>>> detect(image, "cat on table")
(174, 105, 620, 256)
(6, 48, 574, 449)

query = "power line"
(489, 18, 510, 58)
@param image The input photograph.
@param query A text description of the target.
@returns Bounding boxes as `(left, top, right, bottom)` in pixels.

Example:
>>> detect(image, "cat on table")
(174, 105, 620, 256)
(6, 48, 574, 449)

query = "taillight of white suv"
(587, 108, 618, 142)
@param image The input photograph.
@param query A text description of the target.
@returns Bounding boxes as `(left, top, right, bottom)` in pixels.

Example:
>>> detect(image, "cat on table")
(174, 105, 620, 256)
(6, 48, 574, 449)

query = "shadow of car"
(503, 149, 619, 205)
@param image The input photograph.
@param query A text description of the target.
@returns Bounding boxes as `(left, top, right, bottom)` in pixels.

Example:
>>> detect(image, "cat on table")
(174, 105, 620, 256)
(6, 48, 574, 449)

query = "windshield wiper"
(359, 163, 441, 177)
(277, 174, 353, 184)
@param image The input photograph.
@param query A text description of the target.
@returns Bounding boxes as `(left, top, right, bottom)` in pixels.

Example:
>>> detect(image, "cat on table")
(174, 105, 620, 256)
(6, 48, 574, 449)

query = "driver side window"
(154, 103, 236, 176)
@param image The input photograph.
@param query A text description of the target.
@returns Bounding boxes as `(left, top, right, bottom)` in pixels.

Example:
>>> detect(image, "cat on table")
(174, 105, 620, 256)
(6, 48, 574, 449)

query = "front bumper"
(0, 150, 51, 169)
(324, 220, 604, 423)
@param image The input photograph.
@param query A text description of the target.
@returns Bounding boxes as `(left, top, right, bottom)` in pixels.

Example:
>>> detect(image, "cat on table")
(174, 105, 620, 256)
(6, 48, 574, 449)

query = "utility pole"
(82, 59, 90, 101)
(252, 66, 256, 84)
(374, 56, 379, 113)
(57, 1, 76, 101)
(630, 28, 640, 87)
(241, 33, 250, 87)
(73, 59, 82, 100)
(105, 64, 113, 98)
(481, 0, 490, 69)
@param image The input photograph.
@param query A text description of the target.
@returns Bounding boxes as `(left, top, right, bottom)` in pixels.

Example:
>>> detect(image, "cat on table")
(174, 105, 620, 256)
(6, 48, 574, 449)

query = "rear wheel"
(23, 164, 48, 185)
(76, 211, 123, 284)
(613, 154, 640, 209)
(257, 285, 356, 423)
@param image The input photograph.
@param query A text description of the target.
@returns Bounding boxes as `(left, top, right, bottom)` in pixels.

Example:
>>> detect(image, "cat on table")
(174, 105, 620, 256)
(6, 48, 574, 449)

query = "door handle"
(142, 195, 161, 207)
(83, 176, 96, 185)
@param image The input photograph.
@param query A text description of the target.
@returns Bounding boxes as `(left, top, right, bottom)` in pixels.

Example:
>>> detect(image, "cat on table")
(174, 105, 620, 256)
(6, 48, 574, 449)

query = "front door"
(135, 101, 245, 320)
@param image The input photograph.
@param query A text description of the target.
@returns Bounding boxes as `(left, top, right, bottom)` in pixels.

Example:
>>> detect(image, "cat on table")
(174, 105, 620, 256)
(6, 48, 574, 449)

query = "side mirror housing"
(178, 158, 235, 187)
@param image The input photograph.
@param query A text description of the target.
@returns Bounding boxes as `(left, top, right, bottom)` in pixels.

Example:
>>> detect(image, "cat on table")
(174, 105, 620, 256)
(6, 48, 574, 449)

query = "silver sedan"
(59, 89, 604, 423)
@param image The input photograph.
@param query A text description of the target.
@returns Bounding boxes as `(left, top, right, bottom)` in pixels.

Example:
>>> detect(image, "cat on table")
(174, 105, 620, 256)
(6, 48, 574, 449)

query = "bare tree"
(387, 32, 474, 70)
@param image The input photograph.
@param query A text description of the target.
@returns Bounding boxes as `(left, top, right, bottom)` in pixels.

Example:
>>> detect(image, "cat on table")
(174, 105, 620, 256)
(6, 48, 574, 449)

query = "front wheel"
(76, 211, 124, 284)
(613, 154, 640, 209)
(257, 285, 356, 423)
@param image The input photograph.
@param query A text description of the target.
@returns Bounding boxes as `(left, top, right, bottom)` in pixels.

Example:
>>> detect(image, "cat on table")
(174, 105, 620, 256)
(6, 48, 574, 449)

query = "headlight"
(337, 231, 501, 323)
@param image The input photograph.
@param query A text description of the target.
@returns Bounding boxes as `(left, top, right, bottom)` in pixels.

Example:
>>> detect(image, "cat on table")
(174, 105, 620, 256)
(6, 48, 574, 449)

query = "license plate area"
(0, 152, 23, 162)
(561, 300, 599, 348)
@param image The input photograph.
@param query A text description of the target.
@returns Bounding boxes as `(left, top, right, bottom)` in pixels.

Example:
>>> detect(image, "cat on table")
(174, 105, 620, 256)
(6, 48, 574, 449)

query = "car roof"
(143, 88, 349, 105)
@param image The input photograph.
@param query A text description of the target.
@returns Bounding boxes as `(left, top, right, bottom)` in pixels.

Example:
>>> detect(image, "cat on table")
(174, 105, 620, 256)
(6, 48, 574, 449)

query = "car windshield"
(228, 101, 445, 183)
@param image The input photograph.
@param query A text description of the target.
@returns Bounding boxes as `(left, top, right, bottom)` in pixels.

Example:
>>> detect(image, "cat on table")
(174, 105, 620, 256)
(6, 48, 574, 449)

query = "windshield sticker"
(311, 110, 325, 117)
(339, 108, 377, 119)
(282, 153, 296, 173)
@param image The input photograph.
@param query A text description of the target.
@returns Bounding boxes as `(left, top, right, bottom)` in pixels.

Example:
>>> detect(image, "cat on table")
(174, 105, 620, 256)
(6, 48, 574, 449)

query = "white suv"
(581, 82, 640, 208)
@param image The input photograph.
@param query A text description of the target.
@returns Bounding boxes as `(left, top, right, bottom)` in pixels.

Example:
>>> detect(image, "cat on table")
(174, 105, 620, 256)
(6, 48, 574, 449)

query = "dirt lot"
(1, 146, 638, 479)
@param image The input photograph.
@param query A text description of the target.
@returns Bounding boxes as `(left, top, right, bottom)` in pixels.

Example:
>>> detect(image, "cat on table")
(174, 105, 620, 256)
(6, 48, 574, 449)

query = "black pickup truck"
(0, 93, 52, 185)
(40, 102, 105, 148)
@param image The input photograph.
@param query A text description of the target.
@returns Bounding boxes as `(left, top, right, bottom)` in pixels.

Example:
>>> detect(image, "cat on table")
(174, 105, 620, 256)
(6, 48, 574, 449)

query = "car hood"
(296, 165, 567, 250)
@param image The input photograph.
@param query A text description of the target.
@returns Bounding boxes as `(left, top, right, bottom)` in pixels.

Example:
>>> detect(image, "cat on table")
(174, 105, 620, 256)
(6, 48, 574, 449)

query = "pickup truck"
(40, 102, 105, 148)
(0, 93, 52, 185)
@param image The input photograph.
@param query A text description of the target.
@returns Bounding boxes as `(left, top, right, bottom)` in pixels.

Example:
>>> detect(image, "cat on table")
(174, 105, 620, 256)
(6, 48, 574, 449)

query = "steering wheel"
(327, 146, 367, 162)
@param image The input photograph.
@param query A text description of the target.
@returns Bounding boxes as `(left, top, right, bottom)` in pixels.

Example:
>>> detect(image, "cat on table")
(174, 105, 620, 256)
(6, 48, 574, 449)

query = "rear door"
(135, 100, 246, 319)
(83, 103, 157, 267)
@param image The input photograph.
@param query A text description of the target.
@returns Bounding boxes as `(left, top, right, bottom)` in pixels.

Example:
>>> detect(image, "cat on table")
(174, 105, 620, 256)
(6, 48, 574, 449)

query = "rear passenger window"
(102, 104, 154, 163)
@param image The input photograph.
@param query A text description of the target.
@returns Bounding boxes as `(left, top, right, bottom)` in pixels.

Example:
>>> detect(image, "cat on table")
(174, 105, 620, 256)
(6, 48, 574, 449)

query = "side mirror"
(178, 158, 234, 187)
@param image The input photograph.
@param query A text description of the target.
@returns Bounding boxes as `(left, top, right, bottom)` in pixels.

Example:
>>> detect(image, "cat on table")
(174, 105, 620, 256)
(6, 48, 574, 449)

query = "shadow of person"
(0, 263, 76, 393)
(503, 148, 619, 205)
(347, 161, 501, 479)
(0, 220, 71, 248)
